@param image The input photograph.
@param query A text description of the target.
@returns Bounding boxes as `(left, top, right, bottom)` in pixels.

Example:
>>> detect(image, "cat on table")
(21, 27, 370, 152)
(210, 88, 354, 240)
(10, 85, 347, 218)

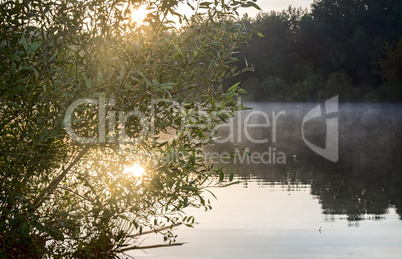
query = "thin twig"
(127, 223, 183, 238)
(117, 242, 186, 253)
(31, 145, 91, 211)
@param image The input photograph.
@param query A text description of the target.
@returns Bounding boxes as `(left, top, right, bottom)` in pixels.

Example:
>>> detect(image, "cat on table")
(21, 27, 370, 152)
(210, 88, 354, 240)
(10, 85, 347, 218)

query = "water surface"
(128, 102, 402, 258)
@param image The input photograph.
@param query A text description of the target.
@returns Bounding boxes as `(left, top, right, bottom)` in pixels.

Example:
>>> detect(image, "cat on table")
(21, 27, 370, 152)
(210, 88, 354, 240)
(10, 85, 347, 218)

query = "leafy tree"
(240, 0, 402, 102)
(309, 0, 402, 86)
(318, 71, 353, 100)
(244, 10, 299, 81)
(0, 0, 257, 257)
(378, 39, 402, 84)
(375, 38, 402, 101)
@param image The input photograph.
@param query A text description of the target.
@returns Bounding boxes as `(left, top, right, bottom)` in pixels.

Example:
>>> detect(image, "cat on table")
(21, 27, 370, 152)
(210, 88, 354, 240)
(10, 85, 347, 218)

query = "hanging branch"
(31, 145, 91, 211)
(117, 242, 186, 253)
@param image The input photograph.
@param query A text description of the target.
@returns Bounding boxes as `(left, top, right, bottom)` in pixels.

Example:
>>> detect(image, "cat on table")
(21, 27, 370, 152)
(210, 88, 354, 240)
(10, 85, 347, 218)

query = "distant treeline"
(237, 0, 402, 102)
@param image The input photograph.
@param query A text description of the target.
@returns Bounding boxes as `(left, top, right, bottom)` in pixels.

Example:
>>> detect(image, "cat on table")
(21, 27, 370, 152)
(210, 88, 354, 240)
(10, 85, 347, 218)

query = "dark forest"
(238, 0, 402, 102)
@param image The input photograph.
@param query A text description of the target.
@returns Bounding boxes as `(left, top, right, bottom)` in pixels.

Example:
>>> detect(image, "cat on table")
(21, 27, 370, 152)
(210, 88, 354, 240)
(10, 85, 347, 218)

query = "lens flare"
(123, 164, 145, 177)
(130, 5, 148, 26)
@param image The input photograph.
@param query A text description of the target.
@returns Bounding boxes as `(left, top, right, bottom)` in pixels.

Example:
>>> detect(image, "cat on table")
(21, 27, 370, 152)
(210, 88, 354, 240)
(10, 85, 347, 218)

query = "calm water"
(128, 102, 402, 259)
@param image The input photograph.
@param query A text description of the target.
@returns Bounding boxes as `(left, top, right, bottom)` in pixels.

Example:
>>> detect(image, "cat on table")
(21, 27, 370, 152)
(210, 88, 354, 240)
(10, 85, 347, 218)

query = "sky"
(170, 0, 315, 26)
(134, 1, 315, 27)
(239, 0, 315, 17)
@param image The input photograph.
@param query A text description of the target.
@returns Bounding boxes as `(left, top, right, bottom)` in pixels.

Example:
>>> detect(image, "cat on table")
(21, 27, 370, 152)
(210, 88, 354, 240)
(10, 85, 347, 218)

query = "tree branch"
(127, 223, 183, 238)
(31, 145, 91, 211)
(117, 242, 186, 253)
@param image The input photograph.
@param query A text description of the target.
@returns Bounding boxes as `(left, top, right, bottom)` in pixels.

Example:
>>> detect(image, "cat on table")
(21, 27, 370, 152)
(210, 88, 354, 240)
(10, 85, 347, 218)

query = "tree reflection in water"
(206, 102, 402, 223)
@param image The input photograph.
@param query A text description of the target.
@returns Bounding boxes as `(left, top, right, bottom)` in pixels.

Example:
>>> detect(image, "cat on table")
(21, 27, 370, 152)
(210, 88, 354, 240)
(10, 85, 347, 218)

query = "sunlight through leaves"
(130, 5, 149, 26)
(123, 163, 146, 177)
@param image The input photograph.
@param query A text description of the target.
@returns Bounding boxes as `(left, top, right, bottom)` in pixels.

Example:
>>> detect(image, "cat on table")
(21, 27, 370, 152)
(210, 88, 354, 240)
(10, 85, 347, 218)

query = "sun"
(130, 5, 148, 26)
(123, 163, 145, 177)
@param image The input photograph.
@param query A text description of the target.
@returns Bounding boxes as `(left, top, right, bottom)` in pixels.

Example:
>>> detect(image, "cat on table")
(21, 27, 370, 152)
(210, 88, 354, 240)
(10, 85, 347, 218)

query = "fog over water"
(127, 102, 402, 259)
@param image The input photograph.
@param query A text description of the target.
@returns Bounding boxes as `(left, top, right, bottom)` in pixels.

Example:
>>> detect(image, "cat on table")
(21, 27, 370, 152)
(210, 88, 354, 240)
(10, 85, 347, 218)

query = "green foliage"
(0, 0, 258, 257)
(290, 63, 324, 101)
(378, 39, 402, 85)
(239, 0, 402, 102)
(318, 71, 354, 101)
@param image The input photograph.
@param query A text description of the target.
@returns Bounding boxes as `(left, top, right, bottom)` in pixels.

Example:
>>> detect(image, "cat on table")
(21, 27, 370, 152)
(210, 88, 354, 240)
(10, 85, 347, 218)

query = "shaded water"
(128, 102, 402, 258)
